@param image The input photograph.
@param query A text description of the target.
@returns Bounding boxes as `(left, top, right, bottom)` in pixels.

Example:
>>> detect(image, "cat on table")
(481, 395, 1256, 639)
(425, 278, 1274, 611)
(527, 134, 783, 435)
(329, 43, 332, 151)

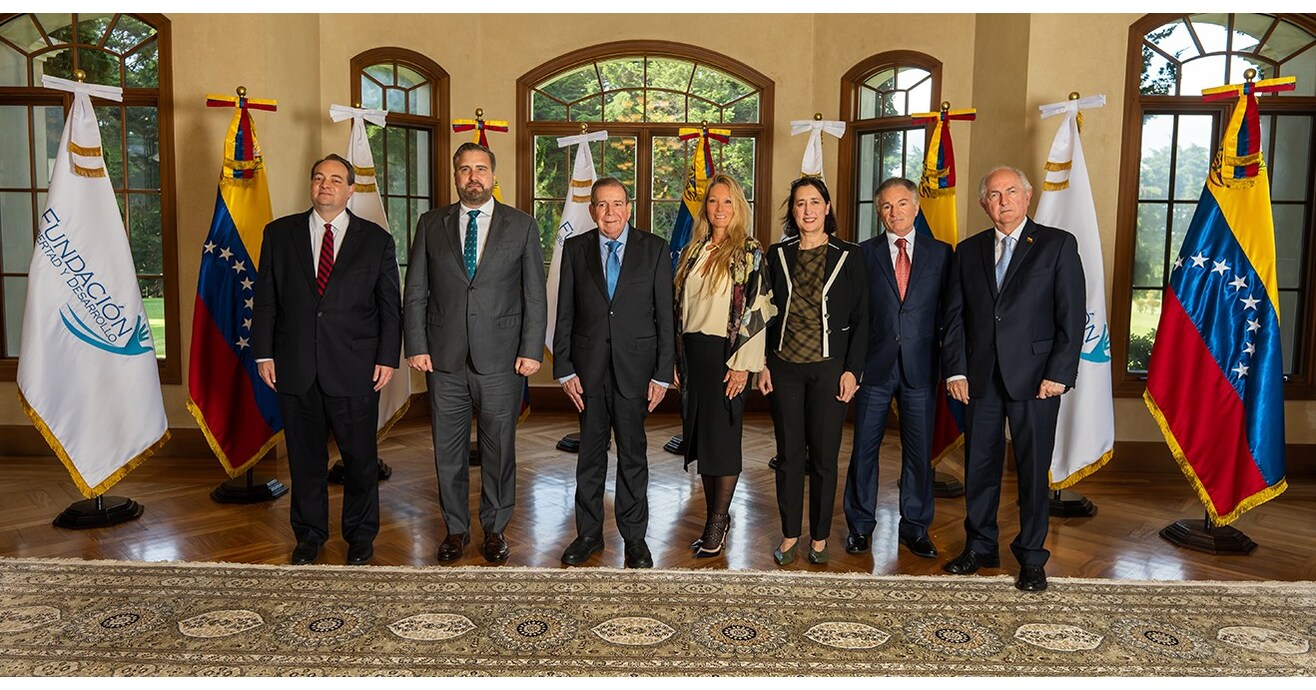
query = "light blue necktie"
(995, 234, 1015, 289)
(605, 239, 621, 299)
(464, 209, 480, 279)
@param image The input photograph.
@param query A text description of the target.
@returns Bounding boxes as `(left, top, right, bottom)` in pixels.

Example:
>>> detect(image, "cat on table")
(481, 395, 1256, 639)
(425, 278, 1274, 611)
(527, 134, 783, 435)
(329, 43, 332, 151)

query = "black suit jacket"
(941, 218, 1085, 400)
(251, 209, 402, 397)
(859, 232, 951, 389)
(764, 235, 869, 377)
(552, 227, 675, 399)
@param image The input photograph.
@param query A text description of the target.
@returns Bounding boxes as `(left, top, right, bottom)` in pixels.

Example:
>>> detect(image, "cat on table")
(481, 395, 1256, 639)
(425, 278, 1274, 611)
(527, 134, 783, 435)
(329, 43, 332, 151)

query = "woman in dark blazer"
(757, 177, 869, 566)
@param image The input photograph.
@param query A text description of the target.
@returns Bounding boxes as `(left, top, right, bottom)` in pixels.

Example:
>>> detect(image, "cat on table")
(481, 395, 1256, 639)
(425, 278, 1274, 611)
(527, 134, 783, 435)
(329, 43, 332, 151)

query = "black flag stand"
(664, 435, 686, 454)
(1160, 509, 1257, 554)
(556, 432, 580, 453)
(53, 494, 143, 529)
(1049, 489, 1097, 517)
(211, 448, 288, 504)
(933, 471, 965, 498)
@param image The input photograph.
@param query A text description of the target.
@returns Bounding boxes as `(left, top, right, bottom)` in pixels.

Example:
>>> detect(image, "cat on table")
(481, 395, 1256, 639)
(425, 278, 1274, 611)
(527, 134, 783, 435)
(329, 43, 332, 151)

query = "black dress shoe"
(899, 535, 939, 559)
(346, 542, 373, 566)
(624, 540, 653, 569)
(942, 549, 1001, 575)
(845, 533, 871, 554)
(1016, 564, 1048, 592)
(482, 532, 510, 563)
(291, 541, 321, 565)
(436, 532, 470, 562)
(561, 535, 604, 565)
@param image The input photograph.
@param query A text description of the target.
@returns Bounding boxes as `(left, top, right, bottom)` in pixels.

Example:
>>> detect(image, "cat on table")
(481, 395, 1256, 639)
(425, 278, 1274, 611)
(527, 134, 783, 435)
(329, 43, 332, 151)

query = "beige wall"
(4, 12, 1312, 444)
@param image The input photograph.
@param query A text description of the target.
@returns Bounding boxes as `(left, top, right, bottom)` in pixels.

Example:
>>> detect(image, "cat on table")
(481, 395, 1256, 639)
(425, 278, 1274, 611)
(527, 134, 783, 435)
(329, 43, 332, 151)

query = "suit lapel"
(873, 233, 899, 299)
(978, 229, 1000, 300)
(472, 203, 509, 283)
(905, 235, 933, 301)
(582, 229, 609, 300)
(295, 210, 319, 295)
(999, 219, 1036, 294)
(611, 228, 645, 304)
(321, 212, 365, 301)
(443, 205, 468, 280)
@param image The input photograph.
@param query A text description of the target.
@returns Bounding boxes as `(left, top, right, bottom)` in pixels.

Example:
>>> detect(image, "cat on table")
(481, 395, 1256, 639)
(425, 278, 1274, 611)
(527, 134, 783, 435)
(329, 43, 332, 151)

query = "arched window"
(518, 41, 774, 259)
(837, 51, 941, 242)
(1113, 14, 1316, 397)
(350, 47, 449, 278)
(0, 12, 176, 381)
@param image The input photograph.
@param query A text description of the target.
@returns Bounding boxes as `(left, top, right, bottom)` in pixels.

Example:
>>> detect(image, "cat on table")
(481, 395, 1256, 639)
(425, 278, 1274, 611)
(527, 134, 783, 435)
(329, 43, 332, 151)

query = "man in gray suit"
(404, 142, 547, 564)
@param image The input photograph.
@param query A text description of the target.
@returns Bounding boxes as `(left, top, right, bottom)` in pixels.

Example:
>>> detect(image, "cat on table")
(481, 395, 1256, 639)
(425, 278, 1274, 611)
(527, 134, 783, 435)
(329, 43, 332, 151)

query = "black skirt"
(681, 332, 746, 475)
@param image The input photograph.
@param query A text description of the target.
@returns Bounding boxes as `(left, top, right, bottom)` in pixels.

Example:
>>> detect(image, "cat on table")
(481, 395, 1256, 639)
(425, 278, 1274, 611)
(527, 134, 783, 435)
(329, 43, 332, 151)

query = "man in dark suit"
(844, 177, 951, 559)
(252, 153, 402, 566)
(553, 177, 674, 569)
(941, 166, 1085, 591)
(403, 143, 547, 564)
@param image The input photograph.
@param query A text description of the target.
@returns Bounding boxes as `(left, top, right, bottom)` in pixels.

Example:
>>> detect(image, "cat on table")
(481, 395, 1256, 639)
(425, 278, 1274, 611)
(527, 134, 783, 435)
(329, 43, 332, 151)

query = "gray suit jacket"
(403, 201, 547, 374)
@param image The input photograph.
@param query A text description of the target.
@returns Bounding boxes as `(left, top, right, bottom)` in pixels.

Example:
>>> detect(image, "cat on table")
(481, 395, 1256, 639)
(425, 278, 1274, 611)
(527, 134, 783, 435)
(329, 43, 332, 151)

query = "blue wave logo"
(1081, 323, 1112, 364)
(60, 306, 155, 356)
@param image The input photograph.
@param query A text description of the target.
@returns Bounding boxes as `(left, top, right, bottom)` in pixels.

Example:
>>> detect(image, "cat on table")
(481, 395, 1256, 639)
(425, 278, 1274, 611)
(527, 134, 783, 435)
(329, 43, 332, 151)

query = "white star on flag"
(240, 277, 254, 291)
(244, 297, 253, 310)
(1232, 362, 1249, 377)
(204, 241, 216, 254)
(1247, 319, 1261, 332)
(231, 260, 245, 274)
(1228, 275, 1248, 291)
(235, 337, 249, 350)
(219, 247, 233, 261)
(1190, 252, 1208, 268)
(1240, 294, 1260, 310)
(1173, 256, 1184, 270)
(1211, 260, 1230, 275)
(242, 318, 251, 330)
(1244, 342, 1256, 355)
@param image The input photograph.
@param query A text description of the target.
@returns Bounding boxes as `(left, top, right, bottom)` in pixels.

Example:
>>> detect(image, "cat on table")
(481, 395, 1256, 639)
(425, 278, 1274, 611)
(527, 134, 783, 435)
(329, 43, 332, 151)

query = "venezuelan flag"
(186, 94, 283, 476)
(911, 107, 975, 465)
(1144, 76, 1292, 525)
(669, 127, 730, 271)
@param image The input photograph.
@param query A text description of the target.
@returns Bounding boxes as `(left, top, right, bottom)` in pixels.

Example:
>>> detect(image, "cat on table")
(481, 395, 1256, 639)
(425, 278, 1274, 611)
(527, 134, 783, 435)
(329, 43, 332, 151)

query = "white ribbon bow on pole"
(790, 119, 846, 179)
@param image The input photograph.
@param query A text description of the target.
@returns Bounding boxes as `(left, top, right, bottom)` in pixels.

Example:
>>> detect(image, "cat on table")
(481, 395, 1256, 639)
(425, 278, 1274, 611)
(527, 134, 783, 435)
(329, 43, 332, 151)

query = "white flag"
(1035, 94, 1114, 488)
(17, 76, 169, 497)
(790, 119, 846, 179)
(546, 131, 607, 350)
(329, 104, 411, 437)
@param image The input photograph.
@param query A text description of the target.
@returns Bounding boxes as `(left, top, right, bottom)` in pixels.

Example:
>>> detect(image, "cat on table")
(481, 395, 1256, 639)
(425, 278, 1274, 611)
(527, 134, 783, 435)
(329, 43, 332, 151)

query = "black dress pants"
(575, 365, 650, 543)
(768, 352, 846, 541)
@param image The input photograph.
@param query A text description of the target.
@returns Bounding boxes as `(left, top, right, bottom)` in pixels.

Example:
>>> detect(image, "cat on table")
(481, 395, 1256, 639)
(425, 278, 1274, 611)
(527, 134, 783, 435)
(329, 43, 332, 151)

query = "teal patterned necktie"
(465, 209, 480, 278)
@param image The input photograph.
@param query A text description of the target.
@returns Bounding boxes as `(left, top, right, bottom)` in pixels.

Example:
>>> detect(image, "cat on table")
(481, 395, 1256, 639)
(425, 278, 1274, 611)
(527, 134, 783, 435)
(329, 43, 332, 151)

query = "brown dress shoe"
(436, 532, 470, 562)
(482, 532, 510, 563)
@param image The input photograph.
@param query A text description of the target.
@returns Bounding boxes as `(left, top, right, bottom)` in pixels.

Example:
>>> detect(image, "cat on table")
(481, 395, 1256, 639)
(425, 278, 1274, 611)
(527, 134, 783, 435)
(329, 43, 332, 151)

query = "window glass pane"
(598, 136, 637, 193)
(604, 89, 644, 122)
(896, 66, 931, 90)
(33, 47, 72, 82)
(1169, 202, 1197, 267)
(4, 276, 27, 357)
(533, 134, 568, 201)
(725, 93, 759, 124)
(907, 75, 933, 114)
(904, 128, 925, 183)
(718, 137, 755, 201)
(569, 96, 602, 123)
(1134, 203, 1168, 287)
(646, 58, 694, 90)
(879, 130, 905, 183)
(385, 87, 405, 114)
(1, 192, 34, 273)
(1231, 14, 1275, 53)
(651, 136, 685, 201)
(1145, 19, 1199, 62)
(651, 201, 680, 241)
(138, 276, 164, 358)
(124, 39, 157, 88)
(1271, 115, 1312, 202)
(856, 201, 877, 243)
(76, 13, 114, 44)
(1140, 45, 1179, 96)
(411, 83, 431, 117)
(1279, 290, 1297, 374)
(539, 64, 598, 104)
(387, 196, 408, 260)
(94, 105, 123, 188)
(1189, 14, 1230, 54)
(858, 132, 876, 203)
(385, 126, 405, 195)
(598, 58, 643, 90)
(127, 193, 161, 274)
(531, 92, 566, 121)
(1281, 46, 1315, 97)
(1258, 20, 1315, 63)
(859, 87, 877, 121)
(0, 40, 25, 87)
(361, 77, 383, 110)
(105, 14, 156, 55)
(645, 90, 684, 122)
(1272, 204, 1304, 290)
(0, 14, 45, 52)
(691, 65, 752, 105)
(1180, 55, 1227, 95)
(36, 105, 64, 189)
(1173, 115, 1213, 200)
(863, 67, 897, 91)
(35, 14, 73, 44)
(409, 128, 429, 197)
(1127, 288, 1163, 372)
(1226, 53, 1269, 83)
(365, 64, 393, 86)
(533, 200, 561, 264)
(0, 106, 31, 188)
(126, 106, 158, 190)
(395, 64, 423, 89)
(78, 47, 120, 87)
(687, 96, 719, 124)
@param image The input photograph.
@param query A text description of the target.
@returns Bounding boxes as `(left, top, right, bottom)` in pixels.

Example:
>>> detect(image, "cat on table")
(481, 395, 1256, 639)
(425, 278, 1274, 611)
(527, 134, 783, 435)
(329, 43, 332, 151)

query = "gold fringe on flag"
(68, 141, 101, 157)
(1044, 160, 1072, 172)
(71, 163, 105, 178)
(1042, 180, 1070, 192)
(354, 165, 376, 177)
(354, 183, 377, 193)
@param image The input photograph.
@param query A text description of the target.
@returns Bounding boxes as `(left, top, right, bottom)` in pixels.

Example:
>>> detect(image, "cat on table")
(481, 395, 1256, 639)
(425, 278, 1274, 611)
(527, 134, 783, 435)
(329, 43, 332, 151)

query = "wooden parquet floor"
(2, 412, 1314, 581)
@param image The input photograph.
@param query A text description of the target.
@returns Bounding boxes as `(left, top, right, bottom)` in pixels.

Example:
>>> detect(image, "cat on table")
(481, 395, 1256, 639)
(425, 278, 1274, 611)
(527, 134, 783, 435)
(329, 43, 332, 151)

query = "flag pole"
(557, 123, 592, 455)
(666, 121, 712, 457)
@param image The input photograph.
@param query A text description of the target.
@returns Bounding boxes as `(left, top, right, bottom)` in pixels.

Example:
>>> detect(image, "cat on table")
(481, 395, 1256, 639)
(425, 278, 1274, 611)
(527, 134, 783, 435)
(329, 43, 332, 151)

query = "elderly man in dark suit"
(844, 177, 951, 560)
(553, 177, 674, 569)
(403, 142, 547, 564)
(252, 153, 402, 567)
(941, 165, 1085, 592)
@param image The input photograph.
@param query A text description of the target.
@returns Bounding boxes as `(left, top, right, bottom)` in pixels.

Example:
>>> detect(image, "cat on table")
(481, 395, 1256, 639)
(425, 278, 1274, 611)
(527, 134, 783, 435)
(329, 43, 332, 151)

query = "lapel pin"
(1025, 236, 1034, 244)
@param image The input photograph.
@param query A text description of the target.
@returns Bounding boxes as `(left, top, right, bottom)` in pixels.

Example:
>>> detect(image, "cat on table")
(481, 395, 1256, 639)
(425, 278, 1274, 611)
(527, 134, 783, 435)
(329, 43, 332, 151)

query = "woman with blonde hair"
(673, 173, 774, 558)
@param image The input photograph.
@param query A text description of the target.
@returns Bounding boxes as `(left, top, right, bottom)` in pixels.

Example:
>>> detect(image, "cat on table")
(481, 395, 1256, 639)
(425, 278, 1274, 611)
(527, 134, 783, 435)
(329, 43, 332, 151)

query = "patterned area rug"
(0, 557, 1313, 676)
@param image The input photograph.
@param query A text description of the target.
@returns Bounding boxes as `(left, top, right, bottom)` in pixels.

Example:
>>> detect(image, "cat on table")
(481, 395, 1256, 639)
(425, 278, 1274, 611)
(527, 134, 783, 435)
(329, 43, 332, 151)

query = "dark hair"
(780, 176, 838, 237)
(875, 176, 917, 199)
(311, 153, 355, 186)
(453, 142, 496, 172)
(590, 176, 631, 204)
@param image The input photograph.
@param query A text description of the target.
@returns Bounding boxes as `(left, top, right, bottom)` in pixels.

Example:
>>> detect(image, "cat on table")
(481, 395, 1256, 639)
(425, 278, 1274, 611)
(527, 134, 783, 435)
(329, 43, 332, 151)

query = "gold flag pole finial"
(580, 123, 588, 134)
(1069, 92, 1085, 132)
(236, 86, 246, 98)
(1244, 68, 1258, 82)
(73, 69, 86, 82)
(475, 107, 484, 121)
(1069, 91, 1080, 100)
(813, 112, 823, 121)
(354, 101, 362, 109)
(940, 101, 951, 112)
(700, 120, 708, 132)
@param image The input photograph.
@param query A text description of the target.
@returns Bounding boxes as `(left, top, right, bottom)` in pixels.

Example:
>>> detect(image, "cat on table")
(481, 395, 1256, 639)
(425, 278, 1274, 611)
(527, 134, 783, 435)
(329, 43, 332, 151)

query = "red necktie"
(895, 237, 910, 301)
(316, 223, 335, 296)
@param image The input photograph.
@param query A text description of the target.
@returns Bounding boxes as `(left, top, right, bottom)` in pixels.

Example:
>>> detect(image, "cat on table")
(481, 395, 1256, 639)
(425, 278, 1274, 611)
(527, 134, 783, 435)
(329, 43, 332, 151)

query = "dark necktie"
(316, 223, 334, 296)
(895, 237, 910, 301)
(465, 209, 480, 278)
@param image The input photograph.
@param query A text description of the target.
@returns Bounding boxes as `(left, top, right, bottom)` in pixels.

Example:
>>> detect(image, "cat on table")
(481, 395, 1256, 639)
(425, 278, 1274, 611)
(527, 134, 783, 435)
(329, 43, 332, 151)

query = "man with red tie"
(252, 154, 402, 567)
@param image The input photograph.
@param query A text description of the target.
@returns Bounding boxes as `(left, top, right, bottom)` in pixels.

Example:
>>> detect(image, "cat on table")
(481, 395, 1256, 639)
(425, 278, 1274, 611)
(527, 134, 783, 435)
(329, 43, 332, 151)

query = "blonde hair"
(677, 173, 752, 294)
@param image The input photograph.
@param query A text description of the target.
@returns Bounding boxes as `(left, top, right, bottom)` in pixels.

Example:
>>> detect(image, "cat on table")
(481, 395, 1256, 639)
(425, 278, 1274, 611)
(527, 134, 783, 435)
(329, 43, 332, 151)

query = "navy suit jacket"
(859, 232, 951, 389)
(251, 209, 402, 397)
(941, 218, 1085, 401)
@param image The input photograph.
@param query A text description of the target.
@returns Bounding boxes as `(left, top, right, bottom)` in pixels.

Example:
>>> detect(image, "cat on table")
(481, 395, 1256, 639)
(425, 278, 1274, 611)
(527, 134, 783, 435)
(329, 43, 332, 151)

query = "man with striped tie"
(252, 154, 403, 566)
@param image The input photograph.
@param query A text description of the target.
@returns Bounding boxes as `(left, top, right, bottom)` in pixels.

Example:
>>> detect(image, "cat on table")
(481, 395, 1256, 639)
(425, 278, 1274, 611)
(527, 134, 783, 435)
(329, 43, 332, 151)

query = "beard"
(459, 182, 492, 206)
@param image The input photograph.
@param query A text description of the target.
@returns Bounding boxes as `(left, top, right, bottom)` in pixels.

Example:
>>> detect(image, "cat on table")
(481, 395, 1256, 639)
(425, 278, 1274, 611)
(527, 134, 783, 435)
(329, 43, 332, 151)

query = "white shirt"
(459, 197, 496, 265)
(310, 209, 349, 264)
(887, 229, 915, 268)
